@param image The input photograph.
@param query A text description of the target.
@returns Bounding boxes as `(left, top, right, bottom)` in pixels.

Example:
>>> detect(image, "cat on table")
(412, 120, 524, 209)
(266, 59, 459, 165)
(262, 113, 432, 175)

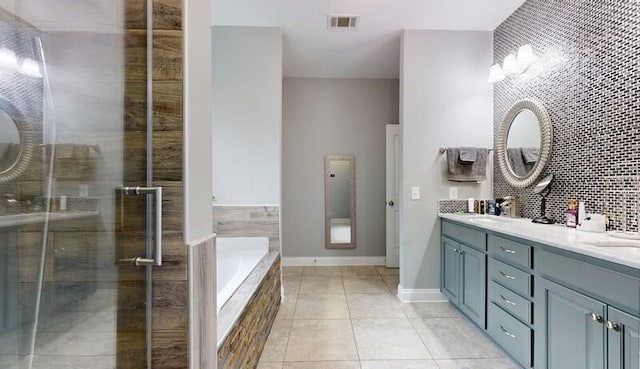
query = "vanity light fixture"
(488, 44, 537, 83)
(487, 63, 505, 83)
(502, 53, 521, 75)
(517, 44, 537, 69)
(0, 47, 19, 70)
(19, 58, 42, 78)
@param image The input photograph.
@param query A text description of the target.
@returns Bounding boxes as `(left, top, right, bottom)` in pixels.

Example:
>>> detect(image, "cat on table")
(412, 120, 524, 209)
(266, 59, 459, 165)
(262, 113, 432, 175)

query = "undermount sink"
(585, 240, 640, 248)
(466, 215, 515, 223)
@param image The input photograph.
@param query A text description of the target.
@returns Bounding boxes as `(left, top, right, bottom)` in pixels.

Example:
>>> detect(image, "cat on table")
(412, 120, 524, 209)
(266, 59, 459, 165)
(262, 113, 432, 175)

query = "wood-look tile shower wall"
(123, 1, 187, 368)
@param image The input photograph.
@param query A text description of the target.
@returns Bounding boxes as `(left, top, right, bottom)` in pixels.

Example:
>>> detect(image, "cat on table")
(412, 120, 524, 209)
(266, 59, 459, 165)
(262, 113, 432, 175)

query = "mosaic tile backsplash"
(493, 0, 640, 230)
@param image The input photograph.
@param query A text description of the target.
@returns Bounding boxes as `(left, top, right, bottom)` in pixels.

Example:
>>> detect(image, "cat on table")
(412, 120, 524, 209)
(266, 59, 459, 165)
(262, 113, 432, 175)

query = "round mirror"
(0, 96, 35, 184)
(506, 109, 541, 178)
(0, 108, 22, 173)
(496, 99, 552, 188)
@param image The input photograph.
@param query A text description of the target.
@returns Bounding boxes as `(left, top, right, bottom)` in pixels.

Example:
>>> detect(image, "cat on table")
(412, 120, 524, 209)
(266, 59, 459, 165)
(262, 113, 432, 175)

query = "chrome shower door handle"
(121, 186, 163, 267)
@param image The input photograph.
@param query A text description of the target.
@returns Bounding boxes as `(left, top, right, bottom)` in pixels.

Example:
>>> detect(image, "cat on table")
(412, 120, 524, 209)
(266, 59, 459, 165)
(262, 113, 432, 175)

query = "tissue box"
(577, 214, 606, 233)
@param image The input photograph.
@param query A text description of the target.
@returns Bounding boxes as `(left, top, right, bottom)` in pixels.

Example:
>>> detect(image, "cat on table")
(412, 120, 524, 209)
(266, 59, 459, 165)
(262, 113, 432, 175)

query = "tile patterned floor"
(258, 266, 520, 369)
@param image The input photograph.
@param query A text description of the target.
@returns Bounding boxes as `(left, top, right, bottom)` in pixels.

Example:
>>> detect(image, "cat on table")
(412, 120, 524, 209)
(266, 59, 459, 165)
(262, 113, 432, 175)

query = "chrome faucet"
(498, 196, 519, 218)
(1, 193, 19, 214)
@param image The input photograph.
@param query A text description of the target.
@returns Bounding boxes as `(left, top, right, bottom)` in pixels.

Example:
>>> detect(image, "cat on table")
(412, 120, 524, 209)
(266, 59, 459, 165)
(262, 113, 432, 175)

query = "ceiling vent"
(327, 15, 359, 29)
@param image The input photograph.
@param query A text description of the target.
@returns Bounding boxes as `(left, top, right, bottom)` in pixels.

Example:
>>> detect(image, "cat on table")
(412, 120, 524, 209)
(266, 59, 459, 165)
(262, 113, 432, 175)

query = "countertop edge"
(439, 213, 640, 271)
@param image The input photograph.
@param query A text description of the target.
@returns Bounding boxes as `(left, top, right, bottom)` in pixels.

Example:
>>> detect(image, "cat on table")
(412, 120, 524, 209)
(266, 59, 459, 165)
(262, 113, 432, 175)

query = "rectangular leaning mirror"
(325, 155, 356, 249)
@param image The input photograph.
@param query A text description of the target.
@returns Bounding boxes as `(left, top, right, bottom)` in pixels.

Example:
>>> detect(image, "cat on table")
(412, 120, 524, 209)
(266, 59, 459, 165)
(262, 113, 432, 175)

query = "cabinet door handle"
(589, 313, 603, 323)
(605, 321, 620, 331)
(499, 325, 516, 338)
(500, 246, 516, 254)
(500, 294, 517, 306)
(499, 271, 516, 280)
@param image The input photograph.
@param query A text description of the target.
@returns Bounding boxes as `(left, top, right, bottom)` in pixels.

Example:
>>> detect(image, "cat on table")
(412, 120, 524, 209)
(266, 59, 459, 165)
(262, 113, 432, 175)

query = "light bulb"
(502, 54, 521, 75)
(19, 58, 42, 78)
(487, 63, 505, 83)
(517, 44, 537, 69)
(0, 47, 19, 70)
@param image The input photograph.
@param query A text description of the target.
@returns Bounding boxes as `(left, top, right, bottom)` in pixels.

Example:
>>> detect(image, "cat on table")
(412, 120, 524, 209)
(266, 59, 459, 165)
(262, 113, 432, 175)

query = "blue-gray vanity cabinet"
(441, 237, 487, 328)
(607, 307, 640, 369)
(459, 243, 486, 327)
(442, 237, 460, 303)
(0, 227, 18, 335)
(534, 247, 640, 369)
(441, 221, 487, 329)
(535, 278, 606, 369)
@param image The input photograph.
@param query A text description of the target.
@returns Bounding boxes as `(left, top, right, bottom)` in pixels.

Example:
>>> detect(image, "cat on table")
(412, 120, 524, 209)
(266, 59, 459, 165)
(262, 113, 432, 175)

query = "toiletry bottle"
(59, 195, 67, 212)
(565, 199, 578, 228)
(487, 200, 496, 215)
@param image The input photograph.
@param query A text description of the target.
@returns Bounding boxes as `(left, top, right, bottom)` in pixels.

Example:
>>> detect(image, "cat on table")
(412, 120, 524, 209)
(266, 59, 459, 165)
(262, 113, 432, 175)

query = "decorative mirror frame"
(324, 155, 356, 249)
(496, 98, 553, 188)
(0, 96, 35, 184)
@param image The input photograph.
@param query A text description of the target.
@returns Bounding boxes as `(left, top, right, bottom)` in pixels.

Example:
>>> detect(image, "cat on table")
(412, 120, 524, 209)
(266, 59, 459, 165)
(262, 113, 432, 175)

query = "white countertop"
(439, 213, 640, 270)
(0, 210, 99, 228)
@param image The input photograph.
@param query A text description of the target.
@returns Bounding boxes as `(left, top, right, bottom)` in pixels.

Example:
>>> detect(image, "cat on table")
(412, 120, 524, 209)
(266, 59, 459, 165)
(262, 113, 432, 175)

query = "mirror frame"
(496, 98, 553, 188)
(324, 155, 356, 249)
(0, 96, 35, 184)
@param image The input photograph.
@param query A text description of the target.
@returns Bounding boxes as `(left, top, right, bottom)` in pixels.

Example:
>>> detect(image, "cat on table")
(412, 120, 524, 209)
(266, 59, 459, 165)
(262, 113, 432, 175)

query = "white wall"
(399, 30, 493, 297)
(185, 0, 214, 244)
(212, 26, 282, 205)
(282, 78, 399, 258)
(185, 1, 215, 368)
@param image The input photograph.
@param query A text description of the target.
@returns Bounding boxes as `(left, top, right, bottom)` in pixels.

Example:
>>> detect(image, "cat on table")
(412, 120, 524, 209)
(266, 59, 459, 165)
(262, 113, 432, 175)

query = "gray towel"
(458, 147, 477, 164)
(521, 147, 539, 164)
(507, 148, 527, 177)
(446, 147, 488, 182)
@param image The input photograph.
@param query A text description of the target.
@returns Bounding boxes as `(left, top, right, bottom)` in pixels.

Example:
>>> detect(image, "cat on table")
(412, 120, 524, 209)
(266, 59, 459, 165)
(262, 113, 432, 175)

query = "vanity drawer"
(489, 258, 532, 297)
(488, 234, 531, 269)
(442, 220, 486, 251)
(488, 303, 532, 368)
(489, 281, 532, 324)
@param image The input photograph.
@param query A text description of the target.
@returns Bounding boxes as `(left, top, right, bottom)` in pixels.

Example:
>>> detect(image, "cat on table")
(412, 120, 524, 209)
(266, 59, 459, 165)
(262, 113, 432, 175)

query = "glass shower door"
(0, 1, 158, 368)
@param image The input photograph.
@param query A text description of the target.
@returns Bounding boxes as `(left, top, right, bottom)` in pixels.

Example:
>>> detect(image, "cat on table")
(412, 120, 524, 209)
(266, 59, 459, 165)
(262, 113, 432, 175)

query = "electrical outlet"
(449, 187, 458, 199)
(411, 186, 421, 200)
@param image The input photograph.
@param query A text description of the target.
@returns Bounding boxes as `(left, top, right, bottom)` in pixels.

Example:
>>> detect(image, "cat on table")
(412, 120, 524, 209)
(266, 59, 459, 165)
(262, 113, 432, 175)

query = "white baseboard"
(396, 286, 449, 302)
(282, 256, 386, 266)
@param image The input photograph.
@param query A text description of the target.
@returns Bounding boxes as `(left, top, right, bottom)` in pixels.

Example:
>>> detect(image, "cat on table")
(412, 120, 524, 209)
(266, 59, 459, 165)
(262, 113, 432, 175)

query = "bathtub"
(216, 237, 269, 312)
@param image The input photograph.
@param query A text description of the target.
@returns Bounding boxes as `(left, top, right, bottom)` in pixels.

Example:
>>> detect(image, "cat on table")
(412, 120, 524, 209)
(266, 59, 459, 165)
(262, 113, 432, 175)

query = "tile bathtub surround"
(218, 256, 281, 369)
(259, 266, 519, 369)
(493, 0, 640, 227)
(213, 206, 281, 251)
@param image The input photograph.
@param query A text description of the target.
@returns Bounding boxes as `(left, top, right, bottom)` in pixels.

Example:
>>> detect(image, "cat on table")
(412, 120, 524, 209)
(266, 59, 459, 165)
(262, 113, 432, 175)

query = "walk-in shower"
(0, 2, 162, 368)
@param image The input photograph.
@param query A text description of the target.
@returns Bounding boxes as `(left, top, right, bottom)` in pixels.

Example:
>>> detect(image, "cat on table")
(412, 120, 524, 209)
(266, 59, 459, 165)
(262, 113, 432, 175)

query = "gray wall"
(400, 30, 493, 292)
(493, 0, 640, 230)
(212, 26, 282, 205)
(282, 78, 399, 257)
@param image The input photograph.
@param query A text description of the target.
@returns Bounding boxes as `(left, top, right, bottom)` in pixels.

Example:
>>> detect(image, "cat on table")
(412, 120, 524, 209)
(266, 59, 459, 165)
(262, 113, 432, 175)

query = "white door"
(386, 124, 400, 268)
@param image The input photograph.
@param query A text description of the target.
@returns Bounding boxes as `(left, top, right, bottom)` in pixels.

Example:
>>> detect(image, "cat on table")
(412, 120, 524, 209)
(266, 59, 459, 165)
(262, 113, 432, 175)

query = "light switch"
(449, 187, 458, 199)
(411, 186, 421, 200)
